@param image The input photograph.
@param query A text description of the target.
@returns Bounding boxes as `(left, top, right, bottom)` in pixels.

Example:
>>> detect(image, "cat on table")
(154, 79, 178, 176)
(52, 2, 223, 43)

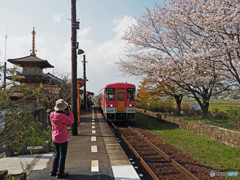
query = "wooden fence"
(33, 108, 50, 130)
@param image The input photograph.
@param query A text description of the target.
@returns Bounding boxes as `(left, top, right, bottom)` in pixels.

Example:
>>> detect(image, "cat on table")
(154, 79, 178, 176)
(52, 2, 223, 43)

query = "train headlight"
(108, 104, 113, 107)
(129, 104, 134, 107)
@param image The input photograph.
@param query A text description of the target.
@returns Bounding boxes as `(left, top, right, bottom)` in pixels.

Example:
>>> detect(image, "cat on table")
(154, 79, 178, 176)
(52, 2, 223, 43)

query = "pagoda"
(6, 27, 54, 87)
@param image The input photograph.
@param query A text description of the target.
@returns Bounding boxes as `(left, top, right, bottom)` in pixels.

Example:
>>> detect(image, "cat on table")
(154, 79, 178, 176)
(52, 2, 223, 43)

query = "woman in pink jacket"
(50, 99, 74, 178)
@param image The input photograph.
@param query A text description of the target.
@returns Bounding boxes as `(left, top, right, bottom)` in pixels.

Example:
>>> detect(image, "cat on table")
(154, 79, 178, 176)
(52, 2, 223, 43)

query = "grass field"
(183, 99, 240, 131)
(135, 112, 240, 180)
(183, 99, 240, 112)
(138, 99, 240, 131)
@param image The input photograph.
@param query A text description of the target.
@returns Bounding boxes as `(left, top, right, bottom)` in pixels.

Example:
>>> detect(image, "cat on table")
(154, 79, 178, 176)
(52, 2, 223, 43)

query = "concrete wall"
(136, 108, 240, 148)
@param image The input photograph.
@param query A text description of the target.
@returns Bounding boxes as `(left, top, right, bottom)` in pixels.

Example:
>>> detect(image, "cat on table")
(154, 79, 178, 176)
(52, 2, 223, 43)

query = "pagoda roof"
(8, 55, 54, 69)
(6, 74, 45, 80)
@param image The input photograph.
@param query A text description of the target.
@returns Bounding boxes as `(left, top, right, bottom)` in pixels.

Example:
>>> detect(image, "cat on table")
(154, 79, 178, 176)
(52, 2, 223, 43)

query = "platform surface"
(26, 108, 140, 180)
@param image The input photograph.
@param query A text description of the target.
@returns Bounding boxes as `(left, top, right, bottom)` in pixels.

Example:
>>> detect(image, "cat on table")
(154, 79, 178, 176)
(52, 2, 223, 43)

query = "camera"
(66, 105, 71, 110)
(64, 105, 71, 115)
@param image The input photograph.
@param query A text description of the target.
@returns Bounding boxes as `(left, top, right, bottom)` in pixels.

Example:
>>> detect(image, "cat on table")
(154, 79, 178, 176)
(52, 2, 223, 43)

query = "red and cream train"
(98, 83, 136, 121)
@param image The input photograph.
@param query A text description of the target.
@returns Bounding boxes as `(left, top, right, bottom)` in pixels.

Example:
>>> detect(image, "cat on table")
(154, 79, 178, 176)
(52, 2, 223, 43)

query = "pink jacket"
(50, 111, 74, 143)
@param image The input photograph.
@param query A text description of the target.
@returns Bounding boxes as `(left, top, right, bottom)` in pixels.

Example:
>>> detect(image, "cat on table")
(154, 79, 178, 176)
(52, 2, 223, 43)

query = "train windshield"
(118, 91, 124, 101)
(127, 88, 135, 101)
(105, 88, 115, 101)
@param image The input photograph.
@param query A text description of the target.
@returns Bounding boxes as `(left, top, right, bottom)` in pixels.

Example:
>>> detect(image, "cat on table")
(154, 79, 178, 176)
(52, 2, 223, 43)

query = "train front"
(104, 83, 136, 121)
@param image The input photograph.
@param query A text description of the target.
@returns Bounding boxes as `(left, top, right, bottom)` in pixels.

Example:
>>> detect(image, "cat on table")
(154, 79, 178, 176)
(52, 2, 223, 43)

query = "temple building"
(6, 28, 61, 110)
(6, 27, 56, 87)
(6, 27, 94, 111)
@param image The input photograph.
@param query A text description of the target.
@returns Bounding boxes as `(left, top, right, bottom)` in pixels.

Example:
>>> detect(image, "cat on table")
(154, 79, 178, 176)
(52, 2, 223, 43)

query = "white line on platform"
(92, 130, 96, 134)
(91, 145, 98, 153)
(92, 119, 95, 122)
(92, 122, 95, 125)
(112, 166, 140, 180)
(91, 160, 99, 172)
(91, 136, 96, 141)
(92, 126, 95, 129)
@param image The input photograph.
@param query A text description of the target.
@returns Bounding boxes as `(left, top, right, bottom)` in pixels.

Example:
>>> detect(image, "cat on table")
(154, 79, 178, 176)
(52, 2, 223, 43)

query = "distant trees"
(117, 0, 239, 117)
(57, 76, 72, 104)
(138, 76, 186, 115)
(137, 78, 153, 107)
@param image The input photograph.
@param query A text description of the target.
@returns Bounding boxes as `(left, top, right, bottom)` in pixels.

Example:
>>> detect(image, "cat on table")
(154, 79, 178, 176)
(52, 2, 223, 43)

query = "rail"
(127, 124, 199, 180)
(111, 122, 159, 179)
(111, 122, 199, 180)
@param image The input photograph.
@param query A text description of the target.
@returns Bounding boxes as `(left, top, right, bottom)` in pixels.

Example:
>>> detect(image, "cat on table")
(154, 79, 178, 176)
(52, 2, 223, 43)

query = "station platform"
(27, 108, 140, 180)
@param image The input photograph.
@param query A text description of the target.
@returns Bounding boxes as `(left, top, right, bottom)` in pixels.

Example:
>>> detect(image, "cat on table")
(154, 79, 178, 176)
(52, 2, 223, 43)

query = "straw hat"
(54, 99, 68, 111)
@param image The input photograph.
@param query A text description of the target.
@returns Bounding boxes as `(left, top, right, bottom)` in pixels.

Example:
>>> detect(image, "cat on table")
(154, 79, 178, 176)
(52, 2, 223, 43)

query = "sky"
(0, 0, 161, 95)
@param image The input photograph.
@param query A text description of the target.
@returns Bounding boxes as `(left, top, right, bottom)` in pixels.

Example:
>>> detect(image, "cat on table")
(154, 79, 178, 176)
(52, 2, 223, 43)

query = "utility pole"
(83, 55, 87, 111)
(3, 33, 7, 90)
(3, 62, 6, 89)
(71, 0, 78, 135)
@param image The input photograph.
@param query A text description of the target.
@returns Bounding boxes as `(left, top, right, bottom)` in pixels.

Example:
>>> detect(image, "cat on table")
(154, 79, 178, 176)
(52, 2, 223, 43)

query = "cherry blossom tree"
(117, 0, 236, 117)
(170, 0, 240, 85)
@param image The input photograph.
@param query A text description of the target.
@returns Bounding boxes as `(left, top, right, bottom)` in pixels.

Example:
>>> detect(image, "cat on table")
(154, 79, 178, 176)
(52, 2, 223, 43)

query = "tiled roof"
(8, 55, 54, 69)
(43, 85, 60, 95)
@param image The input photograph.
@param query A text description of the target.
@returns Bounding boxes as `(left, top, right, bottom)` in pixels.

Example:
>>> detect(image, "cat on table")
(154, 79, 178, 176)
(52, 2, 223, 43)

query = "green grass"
(181, 99, 240, 105)
(138, 99, 240, 131)
(135, 113, 240, 179)
(182, 99, 240, 112)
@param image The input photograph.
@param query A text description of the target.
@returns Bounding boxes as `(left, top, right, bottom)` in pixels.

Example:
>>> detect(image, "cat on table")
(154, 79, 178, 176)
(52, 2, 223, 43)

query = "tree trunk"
(174, 95, 183, 115)
(191, 92, 210, 119)
(201, 98, 210, 118)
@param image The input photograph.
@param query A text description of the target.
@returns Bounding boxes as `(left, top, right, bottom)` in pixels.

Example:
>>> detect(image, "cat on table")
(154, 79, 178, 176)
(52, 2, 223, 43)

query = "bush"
(137, 100, 175, 113)
(209, 110, 228, 120)
(188, 109, 202, 116)
(227, 107, 240, 129)
(181, 102, 191, 113)
(1, 109, 51, 156)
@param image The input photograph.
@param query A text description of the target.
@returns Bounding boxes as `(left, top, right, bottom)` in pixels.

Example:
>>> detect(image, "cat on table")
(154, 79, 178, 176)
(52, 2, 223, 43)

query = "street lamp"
(78, 49, 84, 55)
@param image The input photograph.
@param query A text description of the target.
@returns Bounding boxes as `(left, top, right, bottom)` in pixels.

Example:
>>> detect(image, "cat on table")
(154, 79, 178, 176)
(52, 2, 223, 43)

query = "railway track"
(110, 122, 227, 180)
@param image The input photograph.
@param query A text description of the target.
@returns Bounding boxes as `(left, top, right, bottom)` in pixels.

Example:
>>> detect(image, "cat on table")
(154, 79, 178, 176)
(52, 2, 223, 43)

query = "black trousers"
(52, 141, 68, 174)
